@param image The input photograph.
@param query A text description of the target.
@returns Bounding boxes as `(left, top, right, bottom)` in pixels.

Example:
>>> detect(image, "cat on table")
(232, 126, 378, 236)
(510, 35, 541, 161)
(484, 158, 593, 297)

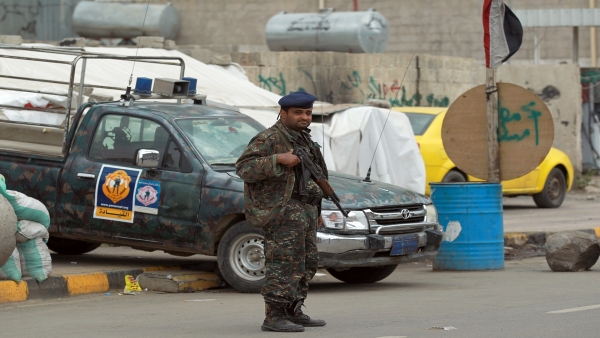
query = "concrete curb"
(0, 262, 217, 304)
(504, 227, 600, 248)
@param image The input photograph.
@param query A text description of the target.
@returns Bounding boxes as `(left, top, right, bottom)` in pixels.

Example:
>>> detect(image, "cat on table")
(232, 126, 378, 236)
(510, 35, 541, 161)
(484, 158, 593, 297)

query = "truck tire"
(533, 168, 566, 208)
(47, 237, 101, 255)
(326, 265, 397, 284)
(217, 220, 266, 293)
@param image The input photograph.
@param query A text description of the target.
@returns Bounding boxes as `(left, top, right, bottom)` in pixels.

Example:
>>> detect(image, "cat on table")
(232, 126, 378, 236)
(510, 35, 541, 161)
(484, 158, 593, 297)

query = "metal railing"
(0, 44, 186, 158)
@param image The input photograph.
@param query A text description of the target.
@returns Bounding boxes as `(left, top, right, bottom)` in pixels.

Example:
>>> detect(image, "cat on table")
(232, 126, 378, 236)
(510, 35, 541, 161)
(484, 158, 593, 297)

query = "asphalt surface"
(2, 256, 599, 338)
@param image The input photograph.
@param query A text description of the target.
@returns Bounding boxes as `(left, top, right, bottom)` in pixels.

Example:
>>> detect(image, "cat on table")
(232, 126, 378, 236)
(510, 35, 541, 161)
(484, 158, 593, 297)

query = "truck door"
(59, 112, 202, 249)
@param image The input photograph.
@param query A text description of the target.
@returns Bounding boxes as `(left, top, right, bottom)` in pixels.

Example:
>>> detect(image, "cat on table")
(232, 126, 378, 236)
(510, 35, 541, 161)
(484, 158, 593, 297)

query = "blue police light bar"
(182, 77, 197, 95)
(134, 77, 153, 95)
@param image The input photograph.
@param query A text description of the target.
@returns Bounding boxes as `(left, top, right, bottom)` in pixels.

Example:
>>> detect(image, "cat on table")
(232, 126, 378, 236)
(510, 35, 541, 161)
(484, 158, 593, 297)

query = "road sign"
(441, 82, 554, 181)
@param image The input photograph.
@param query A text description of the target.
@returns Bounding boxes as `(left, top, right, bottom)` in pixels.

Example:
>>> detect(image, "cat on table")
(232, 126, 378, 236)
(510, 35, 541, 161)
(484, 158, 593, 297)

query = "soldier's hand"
(276, 149, 300, 167)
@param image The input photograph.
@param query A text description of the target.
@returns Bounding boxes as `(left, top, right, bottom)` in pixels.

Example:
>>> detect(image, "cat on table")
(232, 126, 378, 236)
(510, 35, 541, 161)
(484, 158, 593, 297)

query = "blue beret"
(278, 91, 317, 109)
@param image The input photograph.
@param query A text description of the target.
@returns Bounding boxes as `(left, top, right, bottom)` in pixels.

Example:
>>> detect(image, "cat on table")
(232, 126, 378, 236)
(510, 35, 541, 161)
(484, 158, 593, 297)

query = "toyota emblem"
(400, 209, 410, 219)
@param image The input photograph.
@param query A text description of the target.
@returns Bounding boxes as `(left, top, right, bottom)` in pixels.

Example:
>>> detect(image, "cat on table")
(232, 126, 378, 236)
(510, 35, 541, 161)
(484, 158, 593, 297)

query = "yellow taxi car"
(395, 107, 574, 208)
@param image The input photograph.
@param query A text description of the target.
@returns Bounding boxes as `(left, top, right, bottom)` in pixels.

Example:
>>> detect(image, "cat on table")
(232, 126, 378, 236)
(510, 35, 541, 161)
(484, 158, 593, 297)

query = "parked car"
(394, 107, 574, 208)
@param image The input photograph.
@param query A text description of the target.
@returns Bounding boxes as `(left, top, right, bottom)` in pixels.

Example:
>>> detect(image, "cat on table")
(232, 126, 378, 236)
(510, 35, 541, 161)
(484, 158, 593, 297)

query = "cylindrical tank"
(265, 9, 388, 53)
(72, 1, 180, 40)
(430, 182, 504, 271)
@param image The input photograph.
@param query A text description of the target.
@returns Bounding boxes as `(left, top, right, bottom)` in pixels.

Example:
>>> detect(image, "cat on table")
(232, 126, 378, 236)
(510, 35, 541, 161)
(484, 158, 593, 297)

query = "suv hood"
(325, 172, 431, 210)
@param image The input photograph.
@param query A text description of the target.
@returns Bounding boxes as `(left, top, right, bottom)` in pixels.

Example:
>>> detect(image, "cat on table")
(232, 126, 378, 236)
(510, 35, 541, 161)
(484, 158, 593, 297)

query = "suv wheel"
(217, 221, 265, 293)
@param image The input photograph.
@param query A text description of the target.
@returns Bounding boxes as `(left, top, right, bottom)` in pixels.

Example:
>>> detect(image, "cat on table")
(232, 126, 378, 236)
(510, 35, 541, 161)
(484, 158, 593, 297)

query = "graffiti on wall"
(257, 69, 450, 107)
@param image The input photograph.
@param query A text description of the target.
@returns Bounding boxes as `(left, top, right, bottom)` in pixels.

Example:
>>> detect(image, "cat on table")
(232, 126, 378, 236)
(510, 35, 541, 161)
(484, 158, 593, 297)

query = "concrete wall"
(143, 0, 599, 66)
(232, 51, 582, 171)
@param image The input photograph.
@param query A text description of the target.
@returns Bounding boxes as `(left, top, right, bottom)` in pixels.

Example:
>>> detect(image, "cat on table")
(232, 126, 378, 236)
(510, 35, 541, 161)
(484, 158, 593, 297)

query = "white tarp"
(241, 107, 426, 194)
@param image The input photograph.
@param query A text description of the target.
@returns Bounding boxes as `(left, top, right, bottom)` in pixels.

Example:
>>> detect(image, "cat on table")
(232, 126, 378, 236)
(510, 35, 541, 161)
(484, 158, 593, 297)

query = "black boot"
(286, 300, 326, 327)
(261, 302, 305, 332)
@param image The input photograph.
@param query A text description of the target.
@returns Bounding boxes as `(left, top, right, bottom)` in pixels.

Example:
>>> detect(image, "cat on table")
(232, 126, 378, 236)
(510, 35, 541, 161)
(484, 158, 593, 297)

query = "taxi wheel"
(47, 237, 101, 255)
(326, 265, 397, 284)
(442, 170, 467, 183)
(533, 168, 566, 208)
(217, 221, 265, 293)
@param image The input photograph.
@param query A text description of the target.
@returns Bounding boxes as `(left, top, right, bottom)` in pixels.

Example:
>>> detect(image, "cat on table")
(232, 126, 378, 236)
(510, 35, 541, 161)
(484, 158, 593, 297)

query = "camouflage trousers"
(262, 198, 319, 304)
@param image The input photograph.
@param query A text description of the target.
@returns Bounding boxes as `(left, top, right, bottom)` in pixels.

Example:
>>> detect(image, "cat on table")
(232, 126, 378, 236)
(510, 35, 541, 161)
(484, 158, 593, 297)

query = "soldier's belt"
(290, 193, 321, 206)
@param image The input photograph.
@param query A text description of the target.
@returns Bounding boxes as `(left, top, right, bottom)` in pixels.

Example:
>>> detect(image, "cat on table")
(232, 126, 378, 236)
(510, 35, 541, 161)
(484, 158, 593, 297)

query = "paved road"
(503, 189, 600, 233)
(3, 257, 599, 338)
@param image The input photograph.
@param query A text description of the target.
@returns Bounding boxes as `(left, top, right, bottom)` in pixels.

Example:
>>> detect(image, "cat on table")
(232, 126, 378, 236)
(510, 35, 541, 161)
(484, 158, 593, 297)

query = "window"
(89, 114, 180, 170)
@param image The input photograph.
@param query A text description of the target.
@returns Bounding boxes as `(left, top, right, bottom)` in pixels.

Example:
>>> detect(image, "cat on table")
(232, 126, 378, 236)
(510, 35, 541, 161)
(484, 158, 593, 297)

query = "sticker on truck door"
(133, 179, 160, 215)
(94, 164, 142, 223)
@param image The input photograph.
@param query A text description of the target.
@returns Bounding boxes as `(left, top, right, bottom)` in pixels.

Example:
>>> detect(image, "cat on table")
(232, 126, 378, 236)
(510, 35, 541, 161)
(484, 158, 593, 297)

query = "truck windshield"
(176, 118, 264, 166)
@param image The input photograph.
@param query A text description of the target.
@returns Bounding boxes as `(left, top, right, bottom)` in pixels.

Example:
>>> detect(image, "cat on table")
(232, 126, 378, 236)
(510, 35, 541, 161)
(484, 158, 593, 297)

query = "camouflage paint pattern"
(262, 199, 319, 304)
(0, 101, 432, 258)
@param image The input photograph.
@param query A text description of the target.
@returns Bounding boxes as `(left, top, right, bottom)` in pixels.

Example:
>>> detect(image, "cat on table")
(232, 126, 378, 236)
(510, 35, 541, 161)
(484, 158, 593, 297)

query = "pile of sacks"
(0, 174, 52, 283)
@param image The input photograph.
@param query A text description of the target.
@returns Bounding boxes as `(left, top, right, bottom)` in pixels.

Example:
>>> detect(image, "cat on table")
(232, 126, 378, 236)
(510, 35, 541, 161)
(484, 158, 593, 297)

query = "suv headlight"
(426, 204, 438, 224)
(321, 210, 369, 234)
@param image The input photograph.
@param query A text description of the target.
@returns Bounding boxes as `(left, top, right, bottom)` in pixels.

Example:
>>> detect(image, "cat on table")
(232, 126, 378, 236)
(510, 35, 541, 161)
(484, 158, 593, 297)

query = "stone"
(584, 185, 600, 194)
(163, 40, 176, 50)
(367, 99, 391, 109)
(0, 195, 18, 266)
(504, 234, 528, 248)
(59, 38, 85, 47)
(135, 36, 165, 48)
(85, 39, 103, 47)
(545, 231, 600, 272)
(88, 94, 114, 103)
(0, 35, 23, 45)
(210, 53, 232, 66)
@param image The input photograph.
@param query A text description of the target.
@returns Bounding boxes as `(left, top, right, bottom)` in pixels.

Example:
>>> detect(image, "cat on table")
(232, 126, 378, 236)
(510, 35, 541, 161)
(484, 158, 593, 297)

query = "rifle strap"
(275, 126, 294, 151)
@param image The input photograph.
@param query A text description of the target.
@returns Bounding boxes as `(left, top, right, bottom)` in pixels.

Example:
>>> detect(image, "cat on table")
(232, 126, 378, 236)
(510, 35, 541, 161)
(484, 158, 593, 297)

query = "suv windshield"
(403, 113, 437, 135)
(176, 117, 264, 166)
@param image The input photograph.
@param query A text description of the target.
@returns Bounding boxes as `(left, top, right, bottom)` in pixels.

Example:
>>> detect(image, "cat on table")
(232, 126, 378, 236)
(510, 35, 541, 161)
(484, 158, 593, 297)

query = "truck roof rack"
(0, 45, 203, 158)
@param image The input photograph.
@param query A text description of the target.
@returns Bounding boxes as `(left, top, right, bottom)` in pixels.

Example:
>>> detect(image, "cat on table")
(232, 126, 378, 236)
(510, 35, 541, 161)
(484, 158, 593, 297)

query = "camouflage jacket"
(235, 120, 327, 229)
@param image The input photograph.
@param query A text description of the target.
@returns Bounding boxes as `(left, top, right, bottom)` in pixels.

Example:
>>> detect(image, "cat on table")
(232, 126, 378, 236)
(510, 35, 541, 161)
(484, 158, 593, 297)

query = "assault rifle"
(293, 148, 349, 217)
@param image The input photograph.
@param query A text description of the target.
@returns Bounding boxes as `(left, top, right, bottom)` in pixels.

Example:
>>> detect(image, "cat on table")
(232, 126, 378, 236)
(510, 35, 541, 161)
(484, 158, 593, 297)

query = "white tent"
(0, 45, 425, 193)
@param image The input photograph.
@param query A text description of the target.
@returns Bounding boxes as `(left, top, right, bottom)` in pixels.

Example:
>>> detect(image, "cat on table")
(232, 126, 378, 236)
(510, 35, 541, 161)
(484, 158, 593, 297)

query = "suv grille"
(366, 204, 429, 235)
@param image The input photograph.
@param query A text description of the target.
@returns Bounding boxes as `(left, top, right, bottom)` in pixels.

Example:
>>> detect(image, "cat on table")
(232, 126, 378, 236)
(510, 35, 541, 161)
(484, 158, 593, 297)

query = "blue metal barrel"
(430, 182, 504, 270)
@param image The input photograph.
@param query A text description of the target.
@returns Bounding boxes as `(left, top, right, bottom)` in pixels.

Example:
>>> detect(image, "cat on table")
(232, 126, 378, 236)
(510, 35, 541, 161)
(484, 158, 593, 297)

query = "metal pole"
(534, 35, 540, 64)
(353, 0, 358, 11)
(573, 26, 579, 64)
(77, 58, 87, 109)
(486, 68, 500, 182)
(592, 0, 597, 67)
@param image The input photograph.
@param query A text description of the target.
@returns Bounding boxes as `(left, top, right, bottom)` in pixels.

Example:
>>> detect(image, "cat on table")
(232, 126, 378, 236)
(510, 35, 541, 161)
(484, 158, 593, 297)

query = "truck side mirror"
(136, 149, 160, 168)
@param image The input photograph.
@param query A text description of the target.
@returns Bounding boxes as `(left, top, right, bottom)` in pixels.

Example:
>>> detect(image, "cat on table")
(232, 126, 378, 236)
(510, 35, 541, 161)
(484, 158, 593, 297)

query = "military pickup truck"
(0, 46, 442, 292)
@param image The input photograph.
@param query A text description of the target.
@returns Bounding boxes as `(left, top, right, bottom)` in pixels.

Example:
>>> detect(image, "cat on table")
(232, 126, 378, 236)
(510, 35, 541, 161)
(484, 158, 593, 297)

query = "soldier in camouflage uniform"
(235, 92, 327, 332)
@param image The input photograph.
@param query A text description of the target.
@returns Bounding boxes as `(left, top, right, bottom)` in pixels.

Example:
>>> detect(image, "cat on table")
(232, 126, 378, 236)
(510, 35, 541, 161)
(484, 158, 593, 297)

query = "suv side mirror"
(136, 149, 160, 168)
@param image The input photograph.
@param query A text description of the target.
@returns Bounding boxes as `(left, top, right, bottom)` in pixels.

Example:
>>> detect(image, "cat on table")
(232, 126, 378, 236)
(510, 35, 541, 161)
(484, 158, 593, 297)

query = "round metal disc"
(441, 82, 554, 181)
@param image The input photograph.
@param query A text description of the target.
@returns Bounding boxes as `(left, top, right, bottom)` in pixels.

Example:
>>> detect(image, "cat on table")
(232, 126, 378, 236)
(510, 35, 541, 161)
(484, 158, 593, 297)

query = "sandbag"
(0, 194, 18, 266)
(0, 248, 22, 282)
(0, 178, 50, 228)
(16, 220, 49, 243)
(18, 237, 52, 283)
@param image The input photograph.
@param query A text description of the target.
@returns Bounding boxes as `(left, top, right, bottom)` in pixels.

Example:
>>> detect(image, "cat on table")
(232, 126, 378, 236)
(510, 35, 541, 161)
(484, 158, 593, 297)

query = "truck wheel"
(47, 237, 101, 255)
(533, 168, 566, 208)
(217, 221, 265, 293)
(326, 265, 398, 284)
(442, 170, 467, 183)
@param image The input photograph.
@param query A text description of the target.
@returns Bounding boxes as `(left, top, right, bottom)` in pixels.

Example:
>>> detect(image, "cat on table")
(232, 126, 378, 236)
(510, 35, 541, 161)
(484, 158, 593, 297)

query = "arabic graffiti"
(498, 101, 542, 145)
(256, 69, 450, 107)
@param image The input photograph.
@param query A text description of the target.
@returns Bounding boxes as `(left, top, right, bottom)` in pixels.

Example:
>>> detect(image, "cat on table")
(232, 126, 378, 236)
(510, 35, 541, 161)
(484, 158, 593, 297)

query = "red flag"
(483, 0, 523, 68)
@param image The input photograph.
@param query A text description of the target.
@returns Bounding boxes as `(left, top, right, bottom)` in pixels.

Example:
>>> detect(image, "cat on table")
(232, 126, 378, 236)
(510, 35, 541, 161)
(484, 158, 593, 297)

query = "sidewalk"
(3, 181, 600, 304)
